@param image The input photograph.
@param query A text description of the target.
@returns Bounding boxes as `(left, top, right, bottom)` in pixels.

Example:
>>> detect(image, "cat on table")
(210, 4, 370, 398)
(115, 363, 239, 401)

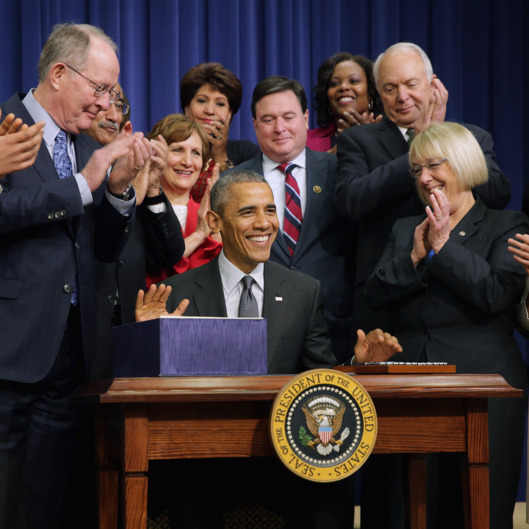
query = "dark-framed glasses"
(110, 98, 130, 115)
(64, 64, 120, 99)
(409, 158, 448, 178)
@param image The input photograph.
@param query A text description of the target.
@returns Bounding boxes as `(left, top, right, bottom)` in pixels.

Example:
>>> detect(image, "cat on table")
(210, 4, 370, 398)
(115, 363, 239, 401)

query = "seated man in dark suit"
(137, 169, 401, 370)
(223, 75, 356, 364)
(136, 169, 401, 529)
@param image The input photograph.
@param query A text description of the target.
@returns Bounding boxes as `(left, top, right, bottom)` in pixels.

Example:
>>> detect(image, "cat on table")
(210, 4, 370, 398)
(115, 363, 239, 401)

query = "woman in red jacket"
(145, 114, 222, 287)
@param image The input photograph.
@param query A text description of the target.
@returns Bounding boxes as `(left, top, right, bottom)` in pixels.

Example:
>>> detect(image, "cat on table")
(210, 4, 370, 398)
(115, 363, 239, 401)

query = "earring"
(368, 100, 373, 110)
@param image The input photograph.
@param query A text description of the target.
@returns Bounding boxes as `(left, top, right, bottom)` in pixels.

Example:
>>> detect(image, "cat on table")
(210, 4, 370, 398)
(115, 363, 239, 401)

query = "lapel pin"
(313, 185, 322, 194)
(275, 296, 283, 301)
(459, 231, 466, 236)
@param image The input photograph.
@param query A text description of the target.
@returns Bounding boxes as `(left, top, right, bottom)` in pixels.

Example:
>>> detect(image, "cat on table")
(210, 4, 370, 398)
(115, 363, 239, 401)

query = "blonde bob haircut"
(147, 113, 210, 167)
(410, 122, 488, 196)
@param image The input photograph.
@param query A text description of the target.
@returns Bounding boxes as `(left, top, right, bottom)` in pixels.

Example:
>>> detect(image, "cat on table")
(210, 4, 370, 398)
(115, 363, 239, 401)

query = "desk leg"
(464, 399, 489, 529)
(96, 407, 119, 529)
(122, 405, 149, 529)
(98, 469, 119, 529)
(408, 454, 427, 529)
(123, 475, 148, 529)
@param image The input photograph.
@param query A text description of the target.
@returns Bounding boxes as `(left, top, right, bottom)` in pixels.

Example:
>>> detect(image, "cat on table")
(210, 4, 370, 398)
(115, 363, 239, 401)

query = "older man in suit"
(223, 75, 355, 363)
(335, 42, 511, 334)
(137, 169, 401, 529)
(0, 23, 150, 529)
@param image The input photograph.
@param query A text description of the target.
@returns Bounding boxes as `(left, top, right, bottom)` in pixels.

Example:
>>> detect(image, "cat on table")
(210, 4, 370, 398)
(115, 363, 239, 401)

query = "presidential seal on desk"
(270, 369, 377, 482)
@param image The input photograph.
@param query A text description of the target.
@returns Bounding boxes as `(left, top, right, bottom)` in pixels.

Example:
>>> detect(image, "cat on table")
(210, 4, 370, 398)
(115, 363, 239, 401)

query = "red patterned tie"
(277, 163, 302, 255)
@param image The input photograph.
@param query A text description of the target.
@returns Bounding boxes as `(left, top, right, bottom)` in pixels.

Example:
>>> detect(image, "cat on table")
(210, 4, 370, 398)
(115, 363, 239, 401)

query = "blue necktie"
(54, 130, 78, 305)
(54, 129, 73, 179)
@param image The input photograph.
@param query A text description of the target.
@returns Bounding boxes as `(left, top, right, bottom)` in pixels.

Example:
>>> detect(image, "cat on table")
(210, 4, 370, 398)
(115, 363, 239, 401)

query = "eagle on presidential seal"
(301, 396, 351, 456)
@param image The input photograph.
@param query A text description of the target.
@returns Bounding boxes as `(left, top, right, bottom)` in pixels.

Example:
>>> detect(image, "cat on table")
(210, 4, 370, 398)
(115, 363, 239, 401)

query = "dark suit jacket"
(0, 93, 133, 383)
(364, 198, 528, 388)
(225, 148, 355, 362)
(163, 258, 337, 374)
(93, 194, 184, 379)
(364, 197, 528, 529)
(336, 116, 511, 330)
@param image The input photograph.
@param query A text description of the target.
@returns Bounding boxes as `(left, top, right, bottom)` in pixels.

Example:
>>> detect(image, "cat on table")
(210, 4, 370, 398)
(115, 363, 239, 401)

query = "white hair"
(373, 42, 433, 86)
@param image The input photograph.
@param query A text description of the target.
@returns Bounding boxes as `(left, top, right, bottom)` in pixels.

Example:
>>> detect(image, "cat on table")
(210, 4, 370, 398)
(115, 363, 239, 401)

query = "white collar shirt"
(218, 251, 264, 318)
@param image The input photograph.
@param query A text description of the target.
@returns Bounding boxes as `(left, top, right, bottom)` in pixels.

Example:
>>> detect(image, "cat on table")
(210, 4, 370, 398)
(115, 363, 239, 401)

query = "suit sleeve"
(300, 280, 339, 369)
(335, 124, 510, 223)
(92, 187, 135, 263)
(516, 278, 529, 332)
(465, 124, 510, 209)
(335, 128, 417, 222)
(0, 177, 85, 236)
(140, 193, 185, 272)
(428, 215, 528, 314)
(364, 218, 426, 310)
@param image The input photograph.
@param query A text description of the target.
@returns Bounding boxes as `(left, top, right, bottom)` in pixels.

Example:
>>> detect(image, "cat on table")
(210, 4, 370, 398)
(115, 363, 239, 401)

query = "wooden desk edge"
(79, 373, 522, 403)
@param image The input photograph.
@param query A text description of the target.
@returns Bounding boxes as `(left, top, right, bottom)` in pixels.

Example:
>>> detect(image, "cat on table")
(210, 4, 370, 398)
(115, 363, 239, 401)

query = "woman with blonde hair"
(365, 122, 529, 529)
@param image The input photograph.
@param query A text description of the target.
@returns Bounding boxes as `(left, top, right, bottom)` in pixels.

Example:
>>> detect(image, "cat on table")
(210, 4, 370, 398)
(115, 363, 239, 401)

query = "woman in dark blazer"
(365, 122, 529, 529)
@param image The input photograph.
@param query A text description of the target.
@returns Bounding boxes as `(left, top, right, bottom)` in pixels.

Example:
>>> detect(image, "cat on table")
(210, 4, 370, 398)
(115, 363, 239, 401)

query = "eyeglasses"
(64, 64, 120, 99)
(110, 98, 130, 115)
(409, 158, 448, 178)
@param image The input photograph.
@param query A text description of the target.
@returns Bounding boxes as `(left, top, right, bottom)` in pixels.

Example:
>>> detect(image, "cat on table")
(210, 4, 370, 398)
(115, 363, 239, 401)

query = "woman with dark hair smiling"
(308, 52, 382, 152)
(180, 62, 260, 200)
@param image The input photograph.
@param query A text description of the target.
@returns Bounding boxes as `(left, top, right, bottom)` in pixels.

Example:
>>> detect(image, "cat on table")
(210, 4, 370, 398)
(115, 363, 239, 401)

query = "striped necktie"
(277, 163, 302, 256)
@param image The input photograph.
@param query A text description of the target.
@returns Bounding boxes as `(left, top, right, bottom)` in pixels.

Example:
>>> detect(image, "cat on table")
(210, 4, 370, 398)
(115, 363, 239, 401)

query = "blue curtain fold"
(2, 0, 527, 208)
(0, 0, 527, 204)
(0, 0, 527, 222)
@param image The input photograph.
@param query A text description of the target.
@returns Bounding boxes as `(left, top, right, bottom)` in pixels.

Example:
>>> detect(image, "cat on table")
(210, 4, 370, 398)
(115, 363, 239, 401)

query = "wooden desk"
(80, 374, 521, 529)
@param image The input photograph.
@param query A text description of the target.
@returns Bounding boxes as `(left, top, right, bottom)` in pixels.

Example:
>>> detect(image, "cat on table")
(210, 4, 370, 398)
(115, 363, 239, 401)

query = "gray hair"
(373, 42, 433, 86)
(38, 23, 117, 82)
(211, 170, 269, 215)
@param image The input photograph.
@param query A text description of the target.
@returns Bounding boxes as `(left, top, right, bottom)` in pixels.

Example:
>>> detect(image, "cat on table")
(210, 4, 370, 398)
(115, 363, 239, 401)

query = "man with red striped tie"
(224, 75, 356, 365)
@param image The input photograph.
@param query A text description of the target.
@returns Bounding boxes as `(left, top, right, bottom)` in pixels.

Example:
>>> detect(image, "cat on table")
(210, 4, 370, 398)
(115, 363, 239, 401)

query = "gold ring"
(134, 165, 142, 170)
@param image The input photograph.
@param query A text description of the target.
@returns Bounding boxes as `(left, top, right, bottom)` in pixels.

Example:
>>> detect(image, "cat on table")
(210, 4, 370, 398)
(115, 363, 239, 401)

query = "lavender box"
(112, 316, 268, 377)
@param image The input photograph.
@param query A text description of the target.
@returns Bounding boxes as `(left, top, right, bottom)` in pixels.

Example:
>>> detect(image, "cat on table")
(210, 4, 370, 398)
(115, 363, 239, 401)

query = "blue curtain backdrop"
(1, 0, 528, 210)
(1, 0, 529, 499)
